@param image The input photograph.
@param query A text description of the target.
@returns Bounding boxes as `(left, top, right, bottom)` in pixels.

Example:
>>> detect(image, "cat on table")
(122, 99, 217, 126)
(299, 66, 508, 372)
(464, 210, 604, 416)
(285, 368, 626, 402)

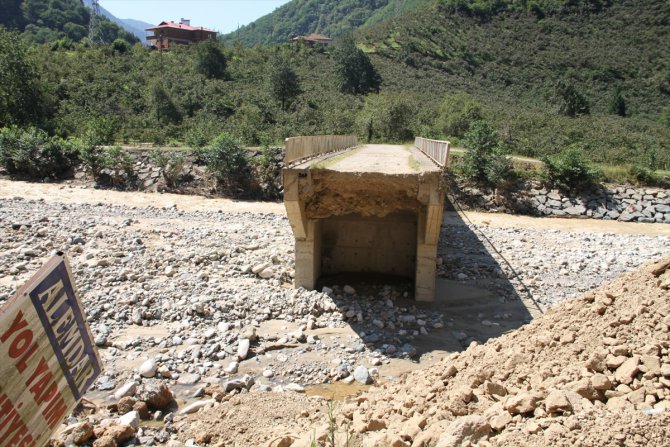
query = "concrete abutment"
(284, 156, 445, 301)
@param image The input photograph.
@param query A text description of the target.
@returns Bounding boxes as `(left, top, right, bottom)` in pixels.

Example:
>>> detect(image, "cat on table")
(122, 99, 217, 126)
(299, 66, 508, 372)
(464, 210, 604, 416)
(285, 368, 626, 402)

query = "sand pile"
(226, 256, 670, 447)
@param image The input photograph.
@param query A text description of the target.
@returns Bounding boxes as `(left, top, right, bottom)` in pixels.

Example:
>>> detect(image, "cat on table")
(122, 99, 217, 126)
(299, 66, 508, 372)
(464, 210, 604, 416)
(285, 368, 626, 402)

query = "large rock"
(71, 422, 94, 445)
(180, 399, 216, 415)
(118, 411, 140, 431)
(504, 392, 543, 415)
(139, 358, 157, 378)
(238, 338, 251, 360)
(436, 415, 491, 447)
(615, 356, 640, 385)
(136, 379, 174, 411)
(544, 390, 573, 414)
(354, 366, 372, 385)
(114, 381, 137, 400)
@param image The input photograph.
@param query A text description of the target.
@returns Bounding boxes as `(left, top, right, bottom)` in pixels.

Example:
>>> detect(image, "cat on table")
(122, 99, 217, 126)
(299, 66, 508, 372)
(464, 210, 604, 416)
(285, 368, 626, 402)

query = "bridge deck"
(292, 144, 442, 174)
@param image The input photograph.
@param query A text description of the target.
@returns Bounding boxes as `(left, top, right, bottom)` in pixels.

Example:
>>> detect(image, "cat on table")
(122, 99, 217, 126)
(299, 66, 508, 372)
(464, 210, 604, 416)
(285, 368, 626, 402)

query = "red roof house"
(146, 19, 218, 50)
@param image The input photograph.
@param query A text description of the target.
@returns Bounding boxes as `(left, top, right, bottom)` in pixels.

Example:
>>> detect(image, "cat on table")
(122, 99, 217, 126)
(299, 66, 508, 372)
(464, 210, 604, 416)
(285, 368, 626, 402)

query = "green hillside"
(1, 0, 669, 175)
(223, 0, 433, 46)
(361, 0, 670, 159)
(0, 0, 138, 44)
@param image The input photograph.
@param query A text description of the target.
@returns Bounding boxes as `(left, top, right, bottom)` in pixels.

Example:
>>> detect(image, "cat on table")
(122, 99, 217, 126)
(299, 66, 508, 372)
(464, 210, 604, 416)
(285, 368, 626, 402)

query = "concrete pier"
(284, 143, 446, 301)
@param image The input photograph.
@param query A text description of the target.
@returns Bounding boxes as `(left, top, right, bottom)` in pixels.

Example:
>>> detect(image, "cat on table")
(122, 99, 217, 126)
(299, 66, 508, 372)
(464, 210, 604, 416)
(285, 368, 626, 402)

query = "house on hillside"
(146, 19, 217, 50)
(290, 33, 333, 46)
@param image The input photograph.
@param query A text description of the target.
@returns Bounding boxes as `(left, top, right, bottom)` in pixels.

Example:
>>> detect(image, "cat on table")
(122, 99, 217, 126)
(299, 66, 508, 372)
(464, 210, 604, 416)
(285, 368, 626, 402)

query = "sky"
(99, 0, 291, 34)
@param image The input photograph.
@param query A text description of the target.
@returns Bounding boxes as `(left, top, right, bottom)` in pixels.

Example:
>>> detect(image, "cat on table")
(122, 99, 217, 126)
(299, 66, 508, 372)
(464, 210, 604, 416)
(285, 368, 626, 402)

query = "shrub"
(459, 120, 512, 188)
(84, 116, 116, 146)
(541, 146, 602, 191)
(607, 87, 627, 117)
(150, 149, 185, 188)
(200, 132, 249, 193)
(554, 80, 590, 117)
(435, 91, 484, 138)
(80, 144, 134, 186)
(356, 93, 419, 143)
(0, 126, 80, 178)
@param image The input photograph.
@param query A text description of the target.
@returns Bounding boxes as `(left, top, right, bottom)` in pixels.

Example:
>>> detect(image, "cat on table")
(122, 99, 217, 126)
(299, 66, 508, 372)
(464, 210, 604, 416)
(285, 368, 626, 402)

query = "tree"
(266, 54, 301, 111)
(332, 34, 381, 95)
(196, 39, 228, 80)
(149, 81, 181, 124)
(0, 28, 44, 127)
(460, 120, 512, 188)
(0, 0, 25, 29)
(436, 91, 483, 138)
(607, 86, 626, 117)
(356, 92, 418, 142)
(554, 80, 590, 117)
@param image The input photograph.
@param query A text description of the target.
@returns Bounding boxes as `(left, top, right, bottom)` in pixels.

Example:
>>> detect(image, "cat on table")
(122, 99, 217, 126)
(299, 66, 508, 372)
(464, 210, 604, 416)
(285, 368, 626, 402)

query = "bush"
(541, 146, 602, 191)
(554, 80, 590, 117)
(80, 144, 134, 186)
(200, 132, 249, 193)
(459, 120, 512, 188)
(150, 149, 185, 188)
(356, 93, 419, 143)
(0, 126, 80, 178)
(435, 91, 484, 138)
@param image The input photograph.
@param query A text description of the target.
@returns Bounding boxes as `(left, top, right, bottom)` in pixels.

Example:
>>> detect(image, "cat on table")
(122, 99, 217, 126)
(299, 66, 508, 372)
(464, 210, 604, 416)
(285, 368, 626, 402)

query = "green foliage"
(0, 126, 80, 178)
(554, 80, 590, 117)
(436, 91, 483, 138)
(541, 146, 602, 191)
(356, 92, 419, 142)
(660, 108, 670, 128)
(333, 34, 381, 95)
(111, 38, 130, 54)
(84, 116, 116, 146)
(459, 120, 512, 187)
(607, 87, 626, 117)
(625, 165, 667, 187)
(0, 28, 45, 127)
(98, 145, 133, 186)
(266, 53, 302, 111)
(223, 0, 433, 46)
(3, 0, 137, 45)
(149, 81, 181, 125)
(195, 40, 228, 80)
(200, 132, 250, 192)
(150, 149, 185, 187)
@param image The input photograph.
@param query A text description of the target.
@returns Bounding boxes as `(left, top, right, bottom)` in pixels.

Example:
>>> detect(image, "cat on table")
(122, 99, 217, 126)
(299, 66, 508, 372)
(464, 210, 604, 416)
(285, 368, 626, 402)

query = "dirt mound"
(184, 256, 670, 446)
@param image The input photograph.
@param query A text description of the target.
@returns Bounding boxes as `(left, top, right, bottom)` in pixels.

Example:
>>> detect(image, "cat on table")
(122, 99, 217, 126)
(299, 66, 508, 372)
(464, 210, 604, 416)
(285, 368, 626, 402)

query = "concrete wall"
(321, 213, 417, 279)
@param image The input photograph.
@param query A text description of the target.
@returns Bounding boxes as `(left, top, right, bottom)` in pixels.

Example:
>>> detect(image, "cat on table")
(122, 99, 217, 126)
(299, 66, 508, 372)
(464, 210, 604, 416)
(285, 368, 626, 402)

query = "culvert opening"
(317, 212, 418, 289)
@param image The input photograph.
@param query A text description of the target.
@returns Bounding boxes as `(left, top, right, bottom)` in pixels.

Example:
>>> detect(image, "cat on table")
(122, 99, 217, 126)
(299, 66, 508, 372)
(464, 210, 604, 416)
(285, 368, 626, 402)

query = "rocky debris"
(1, 188, 668, 447)
(290, 256, 670, 446)
(439, 215, 668, 309)
(454, 180, 670, 224)
(136, 380, 175, 411)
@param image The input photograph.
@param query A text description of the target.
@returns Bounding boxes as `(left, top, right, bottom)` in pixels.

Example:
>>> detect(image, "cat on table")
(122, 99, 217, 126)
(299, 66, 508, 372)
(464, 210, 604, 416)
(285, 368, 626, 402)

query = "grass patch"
(310, 147, 362, 169)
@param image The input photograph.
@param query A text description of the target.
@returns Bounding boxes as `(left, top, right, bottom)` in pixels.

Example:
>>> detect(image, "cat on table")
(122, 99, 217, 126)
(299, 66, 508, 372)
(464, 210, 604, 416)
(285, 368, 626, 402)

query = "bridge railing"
(285, 135, 358, 166)
(415, 137, 451, 168)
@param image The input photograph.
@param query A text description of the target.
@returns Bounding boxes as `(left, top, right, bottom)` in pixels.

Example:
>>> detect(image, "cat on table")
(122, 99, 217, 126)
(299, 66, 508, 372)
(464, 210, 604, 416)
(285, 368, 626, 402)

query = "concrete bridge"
(283, 136, 450, 302)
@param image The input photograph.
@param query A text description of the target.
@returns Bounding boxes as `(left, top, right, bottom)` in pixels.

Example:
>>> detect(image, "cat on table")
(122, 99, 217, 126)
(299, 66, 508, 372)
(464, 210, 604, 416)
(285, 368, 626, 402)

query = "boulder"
(136, 379, 174, 411)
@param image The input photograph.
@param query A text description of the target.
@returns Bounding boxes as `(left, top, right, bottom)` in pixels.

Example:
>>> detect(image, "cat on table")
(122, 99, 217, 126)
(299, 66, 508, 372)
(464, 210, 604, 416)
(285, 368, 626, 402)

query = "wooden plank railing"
(414, 137, 450, 167)
(285, 135, 358, 166)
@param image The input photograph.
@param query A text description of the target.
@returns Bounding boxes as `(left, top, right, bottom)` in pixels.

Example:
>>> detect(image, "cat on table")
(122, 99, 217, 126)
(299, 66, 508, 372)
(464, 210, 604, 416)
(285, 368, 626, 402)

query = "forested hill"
(0, 0, 138, 44)
(223, 0, 434, 46)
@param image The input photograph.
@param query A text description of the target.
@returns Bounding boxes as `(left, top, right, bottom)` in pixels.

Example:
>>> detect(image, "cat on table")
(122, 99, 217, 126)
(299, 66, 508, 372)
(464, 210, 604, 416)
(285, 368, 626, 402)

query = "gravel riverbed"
(0, 189, 668, 446)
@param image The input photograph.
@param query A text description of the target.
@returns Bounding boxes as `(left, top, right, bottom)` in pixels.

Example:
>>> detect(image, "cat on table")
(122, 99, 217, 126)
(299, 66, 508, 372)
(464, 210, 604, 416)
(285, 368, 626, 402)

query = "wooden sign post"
(0, 253, 102, 447)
